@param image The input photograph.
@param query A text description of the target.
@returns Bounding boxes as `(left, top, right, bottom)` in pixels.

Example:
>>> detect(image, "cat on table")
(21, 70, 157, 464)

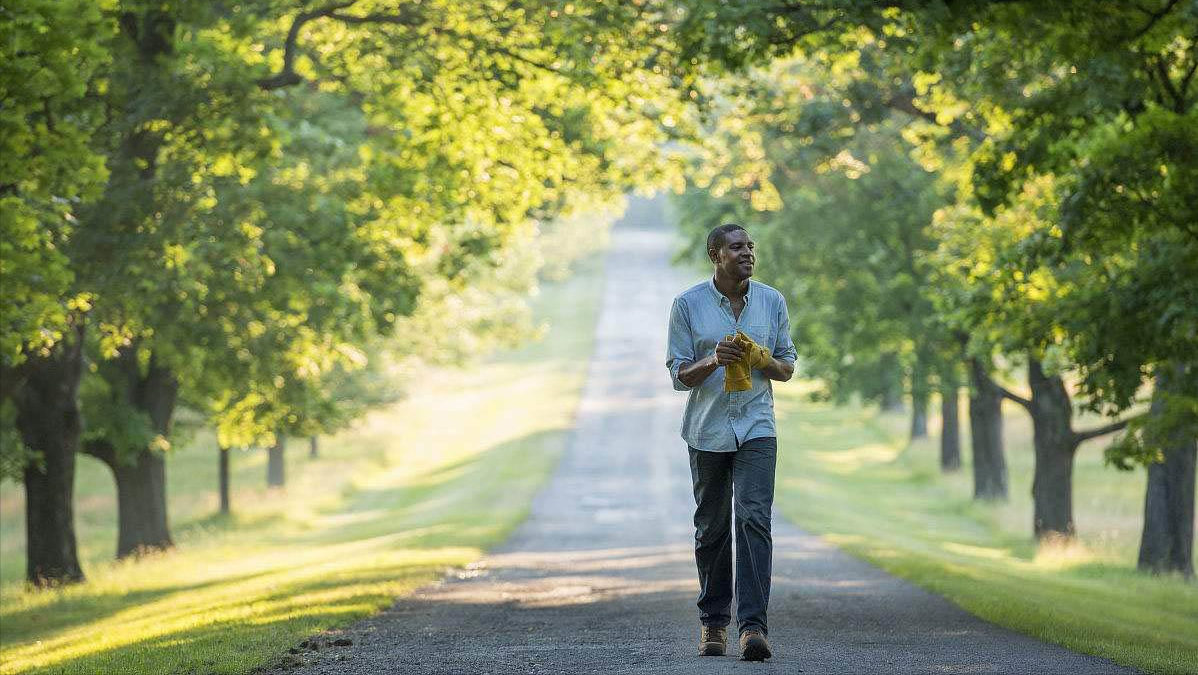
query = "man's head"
(706, 223, 755, 280)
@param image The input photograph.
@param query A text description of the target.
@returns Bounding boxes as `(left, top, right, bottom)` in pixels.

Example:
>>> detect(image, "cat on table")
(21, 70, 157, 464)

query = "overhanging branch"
(258, 2, 356, 90)
(1075, 414, 1144, 445)
(998, 385, 1032, 410)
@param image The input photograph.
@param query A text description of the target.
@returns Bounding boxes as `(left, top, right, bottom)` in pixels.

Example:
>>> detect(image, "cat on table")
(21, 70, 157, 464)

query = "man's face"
(710, 229, 755, 280)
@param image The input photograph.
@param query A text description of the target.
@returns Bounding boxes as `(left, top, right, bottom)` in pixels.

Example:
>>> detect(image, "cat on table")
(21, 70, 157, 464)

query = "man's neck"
(713, 272, 749, 301)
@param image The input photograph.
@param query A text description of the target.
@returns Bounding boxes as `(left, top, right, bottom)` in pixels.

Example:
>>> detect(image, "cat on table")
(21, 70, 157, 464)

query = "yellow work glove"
(734, 331, 773, 370)
(723, 333, 750, 392)
(722, 332, 773, 393)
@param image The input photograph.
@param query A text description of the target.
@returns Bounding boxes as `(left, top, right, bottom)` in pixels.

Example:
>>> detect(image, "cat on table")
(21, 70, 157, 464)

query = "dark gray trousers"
(688, 436, 777, 636)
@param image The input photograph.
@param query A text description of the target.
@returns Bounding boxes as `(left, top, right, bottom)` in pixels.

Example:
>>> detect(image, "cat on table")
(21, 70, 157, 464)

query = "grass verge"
(0, 252, 608, 675)
(772, 381, 1198, 675)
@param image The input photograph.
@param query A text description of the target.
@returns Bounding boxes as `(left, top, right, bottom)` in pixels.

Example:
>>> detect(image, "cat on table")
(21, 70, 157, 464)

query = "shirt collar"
(708, 276, 752, 305)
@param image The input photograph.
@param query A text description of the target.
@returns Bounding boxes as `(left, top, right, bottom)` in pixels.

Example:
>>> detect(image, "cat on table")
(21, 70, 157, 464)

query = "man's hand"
(713, 336, 746, 366)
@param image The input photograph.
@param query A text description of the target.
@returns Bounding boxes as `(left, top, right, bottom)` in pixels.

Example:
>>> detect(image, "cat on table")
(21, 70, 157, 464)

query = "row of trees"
(5, 0, 1192, 589)
(1, 0, 688, 586)
(672, 0, 1196, 576)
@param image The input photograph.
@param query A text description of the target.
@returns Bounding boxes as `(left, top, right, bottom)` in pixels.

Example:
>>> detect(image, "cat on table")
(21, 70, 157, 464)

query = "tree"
(909, 0, 1197, 546)
(1059, 106, 1198, 572)
(0, 0, 113, 585)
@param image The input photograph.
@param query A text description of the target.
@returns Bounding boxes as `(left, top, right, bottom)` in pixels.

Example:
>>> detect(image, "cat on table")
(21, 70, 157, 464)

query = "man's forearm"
(678, 355, 719, 388)
(679, 355, 794, 387)
(761, 357, 794, 382)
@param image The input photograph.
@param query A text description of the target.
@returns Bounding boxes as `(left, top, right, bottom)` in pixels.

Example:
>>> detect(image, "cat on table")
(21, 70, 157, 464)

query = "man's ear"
(707, 247, 719, 264)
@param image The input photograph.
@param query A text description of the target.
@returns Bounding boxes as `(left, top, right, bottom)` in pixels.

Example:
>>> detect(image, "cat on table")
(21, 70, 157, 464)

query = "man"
(666, 223, 797, 661)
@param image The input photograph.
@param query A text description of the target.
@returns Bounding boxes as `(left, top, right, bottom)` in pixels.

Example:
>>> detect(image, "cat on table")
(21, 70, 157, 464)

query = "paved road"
(267, 196, 1140, 674)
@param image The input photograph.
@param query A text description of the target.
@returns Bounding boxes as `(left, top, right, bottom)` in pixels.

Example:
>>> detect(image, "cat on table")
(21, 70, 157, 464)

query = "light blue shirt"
(666, 278, 798, 452)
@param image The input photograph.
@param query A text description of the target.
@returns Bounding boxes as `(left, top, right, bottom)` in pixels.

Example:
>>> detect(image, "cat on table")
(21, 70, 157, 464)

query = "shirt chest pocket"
(745, 323, 773, 352)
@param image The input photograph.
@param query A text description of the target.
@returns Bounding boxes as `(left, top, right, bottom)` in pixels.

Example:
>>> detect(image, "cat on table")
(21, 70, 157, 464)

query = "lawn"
(772, 380, 1198, 675)
(0, 252, 608, 675)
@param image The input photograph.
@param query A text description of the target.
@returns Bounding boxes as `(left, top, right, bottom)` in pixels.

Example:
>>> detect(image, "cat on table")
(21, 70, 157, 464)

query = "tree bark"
(218, 445, 231, 515)
(940, 383, 961, 472)
(121, 352, 176, 556)
(968, 357, 1008, 500)
(267, 435, 286, 488)
(881, 389, 904, 412)
(1026, 359, 1079, 540)
(112, 450, 172, 557)
(309, 435, 319, 459)
(1138, 364, 1196, 577)
(910, 392, 929, 440)
(85, 348, 177, 558)
(14, 325, 86, 586)
(910, 360, 929, 440)
(879, 352, 905, 412)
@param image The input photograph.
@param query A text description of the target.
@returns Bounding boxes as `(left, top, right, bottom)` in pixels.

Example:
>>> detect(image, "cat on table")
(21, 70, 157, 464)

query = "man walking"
(666, 223, 797, 661)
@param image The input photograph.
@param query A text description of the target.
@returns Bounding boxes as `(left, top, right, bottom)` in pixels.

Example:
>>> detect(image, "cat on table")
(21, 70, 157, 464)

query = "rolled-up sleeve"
(666, 297, 695, 391)
(774, 296, 798, 365)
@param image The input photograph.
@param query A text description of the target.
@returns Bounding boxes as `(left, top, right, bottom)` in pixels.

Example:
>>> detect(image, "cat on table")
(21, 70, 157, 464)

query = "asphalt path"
(266, 196, 1141, 675)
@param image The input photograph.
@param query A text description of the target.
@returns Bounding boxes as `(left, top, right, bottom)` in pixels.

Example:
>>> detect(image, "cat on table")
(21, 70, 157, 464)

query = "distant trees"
(1, 0, 685, 586)
(673, 0, 1197, 574)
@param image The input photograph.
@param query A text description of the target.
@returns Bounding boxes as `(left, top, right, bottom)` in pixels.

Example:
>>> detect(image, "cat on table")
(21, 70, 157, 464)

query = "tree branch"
(998, 385, 1032, 410)
(81, 438, 117, 468)
(1178, 49, 1198, 113)
(1129, 0, 1181, 42)
(1074, 414, 1144, 445)
(257, 1, 358, 91)
(1152, 55, 1184, 113)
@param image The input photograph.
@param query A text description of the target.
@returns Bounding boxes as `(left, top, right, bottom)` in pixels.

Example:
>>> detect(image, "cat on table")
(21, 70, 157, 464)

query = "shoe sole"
(699, 643, 726, 657)
(740, 638, 772, 661)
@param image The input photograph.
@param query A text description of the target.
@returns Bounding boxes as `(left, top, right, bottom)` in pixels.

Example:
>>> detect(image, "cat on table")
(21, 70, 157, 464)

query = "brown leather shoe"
(739, 630, 772, 661)
(699, 625, 727, 656)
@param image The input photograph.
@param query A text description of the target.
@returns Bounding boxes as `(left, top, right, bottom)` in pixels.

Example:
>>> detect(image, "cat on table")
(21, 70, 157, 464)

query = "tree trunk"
(112, 450, 172, 557)
(218, 445, 231, 515)
(85, 349, 178, 558)
(968, 357, 1008, 500)
(910, 392, 929, 440)
(121, 352, 176, 557)
(1026, 359, 1081, 540)
(1138, 364, 1197, 577)
(267, 436, 286, 488)
(14, 326, 86, 586)
(881, 389, 903, 412)
(1013, 358, 1133, 543)
(940, 383, 961, 472)
(309, 436, 319, 459)
(910, 361, 929, 440)
(879, 352, 905, 412)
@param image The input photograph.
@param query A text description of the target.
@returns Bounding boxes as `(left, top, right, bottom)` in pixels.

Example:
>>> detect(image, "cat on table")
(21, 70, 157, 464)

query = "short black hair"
(706, 223, 747, 257)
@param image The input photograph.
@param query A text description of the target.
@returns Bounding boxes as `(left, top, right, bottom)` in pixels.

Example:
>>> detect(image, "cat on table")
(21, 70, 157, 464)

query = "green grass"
(772, 380, 1198, 675)
(0, 253, 608, 675)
